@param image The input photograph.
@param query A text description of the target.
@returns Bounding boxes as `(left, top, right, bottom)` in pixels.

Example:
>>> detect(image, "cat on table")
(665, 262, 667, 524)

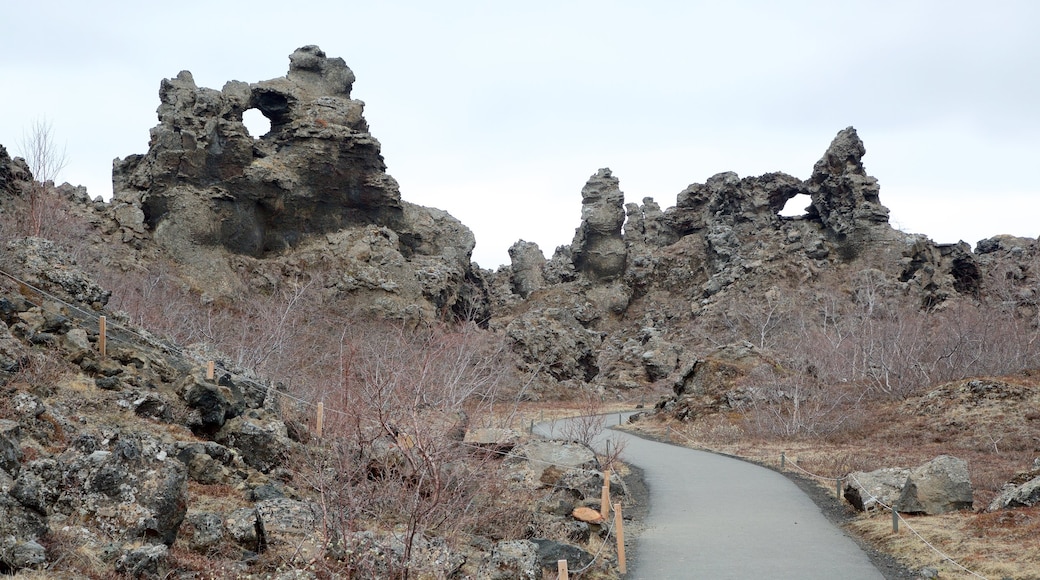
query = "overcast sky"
(3, 1, 1038, 268)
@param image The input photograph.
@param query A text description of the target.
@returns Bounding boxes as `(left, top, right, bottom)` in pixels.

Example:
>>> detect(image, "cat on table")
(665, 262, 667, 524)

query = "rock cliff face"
(110, 46, 483, 321)
(493, 126, 991, 388)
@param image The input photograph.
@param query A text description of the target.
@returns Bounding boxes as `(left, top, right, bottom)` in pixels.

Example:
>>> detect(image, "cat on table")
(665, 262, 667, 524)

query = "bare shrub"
(289, 320, 526, 577)
(557, 390, 607, 446)
(17, 118, 68, 238)
(738, 364, 865, 439)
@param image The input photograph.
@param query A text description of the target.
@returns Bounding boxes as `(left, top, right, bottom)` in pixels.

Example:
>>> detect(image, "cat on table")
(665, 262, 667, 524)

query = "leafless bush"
(17, 118, 68, 238)
(288, 320, 525, 577)
(738, 364, 865, 439)
(557, 390, 607, 446)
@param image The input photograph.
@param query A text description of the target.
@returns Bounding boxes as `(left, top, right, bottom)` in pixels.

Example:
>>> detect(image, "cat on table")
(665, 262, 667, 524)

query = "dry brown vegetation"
(628, 273, 1040, 578)
(3, 165, 1039, 577)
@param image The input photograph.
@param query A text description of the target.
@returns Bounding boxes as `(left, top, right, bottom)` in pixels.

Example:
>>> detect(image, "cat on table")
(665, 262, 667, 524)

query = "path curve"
(536, 414, 885, 579)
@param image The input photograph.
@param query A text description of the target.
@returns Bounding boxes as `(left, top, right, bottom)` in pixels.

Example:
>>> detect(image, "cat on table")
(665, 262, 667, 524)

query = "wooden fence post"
(600, 469, 611, 519)
(836, 477, 842, 500)
(316, 402, 324, 439)
(780, 452, 785, 470)
(98, 316, 106, 358)
(892, 507, 899, 533)
(557, 559, 569, 580)
(206, 361, 215, 380)
(614, 502, 626, 574)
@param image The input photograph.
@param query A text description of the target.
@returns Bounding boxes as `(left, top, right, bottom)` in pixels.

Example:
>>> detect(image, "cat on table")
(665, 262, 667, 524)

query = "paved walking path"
(536, 414, 884, 579)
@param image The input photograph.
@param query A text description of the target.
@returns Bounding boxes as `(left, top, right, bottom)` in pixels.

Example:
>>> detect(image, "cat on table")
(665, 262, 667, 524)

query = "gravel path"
(537, 413, 887, 579)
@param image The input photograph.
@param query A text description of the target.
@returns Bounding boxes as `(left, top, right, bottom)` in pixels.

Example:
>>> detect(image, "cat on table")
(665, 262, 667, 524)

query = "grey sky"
(3, 1, 1038, 268)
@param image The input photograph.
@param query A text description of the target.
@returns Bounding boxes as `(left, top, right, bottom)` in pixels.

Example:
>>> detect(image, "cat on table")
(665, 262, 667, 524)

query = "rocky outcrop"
(505, 308, 601, 382)
(0, 144, 32, 196)
(113, 45, 403, 255)
(108, 46, 484, 321)
(988, 459, 1040, 510)
(508, 240, 547, 298)
(896, 455, 974, 515)
(571, 169, 628, 281)
(805, 127, 891, 240)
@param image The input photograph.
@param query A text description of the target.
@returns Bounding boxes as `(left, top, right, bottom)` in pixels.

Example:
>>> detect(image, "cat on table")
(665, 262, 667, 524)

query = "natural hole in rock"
(243, 108, 271, 138)
(779, 193, 812, 217)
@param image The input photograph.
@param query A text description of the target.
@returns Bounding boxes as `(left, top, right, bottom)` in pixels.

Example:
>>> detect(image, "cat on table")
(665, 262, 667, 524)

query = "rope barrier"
(842, 471, 988, 580)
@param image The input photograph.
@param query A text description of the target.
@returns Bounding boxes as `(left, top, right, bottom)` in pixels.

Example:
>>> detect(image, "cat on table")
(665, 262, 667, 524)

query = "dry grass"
(626, 382, 1040, 579)
(850, 507, 1040, 579)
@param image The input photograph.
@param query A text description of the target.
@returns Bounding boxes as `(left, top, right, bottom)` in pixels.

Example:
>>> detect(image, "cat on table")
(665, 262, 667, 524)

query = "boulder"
(215, 411, 293, 473)
(509, 440, 598, 486)
(0, 538, 46, 570)
(54, 434, 188, 545)
(896, 455, 973, 515)
(0, 492, 47, 571)
(182, 511, 225, 552)
(115, 543, 169, 578)
(531, 538, 594, 572)
(987, 460, 1040, 511)
(988, 475, 1040, 511)
(0, 420, 23, 477)
(843, 467, 910, 512)
(463, 428, 522, 454)
(256, 498, 324, 563)
(478, 539, 539, 580)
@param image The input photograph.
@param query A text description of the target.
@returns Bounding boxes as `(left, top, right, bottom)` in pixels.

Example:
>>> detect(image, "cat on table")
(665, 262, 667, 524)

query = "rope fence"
(664, 424, 988, 579)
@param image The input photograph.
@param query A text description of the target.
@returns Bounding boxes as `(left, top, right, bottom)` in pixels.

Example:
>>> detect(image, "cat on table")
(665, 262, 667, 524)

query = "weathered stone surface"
(505, 308, 600, 382)
(896, 455, 973, 515)
(53, 434, 188, 545)
(508, 240, 547, 298)
(225, 507, 260, 547)
(107, 46, 484, 320)
(115, 543, 169, 578)
(989, 475, 1040, 511)
(478, 539, 539, 580)
(0, 420, 22, 477)
(988, 459, 1040, 511)
(844, 467, 911, 512)
(175, 441, 244, 485)
(3, 238, 111, 307)
(0, 144, 31, 196)
(805, 126, 890, 240)
(0, 538, 46, 570)
(183, 511, 225, 552)
(464, 428, 522, 454)
(256, 498, 323, 563)
(510, 440, 597, 486)
(531, 538, 594, 571)
(0, 490, 47, 571)
(570, 169, 627, 281)
(215, 411, 293, 473)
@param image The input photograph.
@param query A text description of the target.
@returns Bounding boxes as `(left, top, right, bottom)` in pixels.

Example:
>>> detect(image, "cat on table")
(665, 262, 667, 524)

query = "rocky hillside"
(2, 45, 1039, 577)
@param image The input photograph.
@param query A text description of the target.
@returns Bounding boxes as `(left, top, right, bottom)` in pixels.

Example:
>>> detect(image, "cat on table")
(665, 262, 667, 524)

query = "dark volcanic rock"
(805, 126, 891, 241)
(109, 45, 484, 321)
(570, 169, 628, 281)
(113, 45, 403, 257)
